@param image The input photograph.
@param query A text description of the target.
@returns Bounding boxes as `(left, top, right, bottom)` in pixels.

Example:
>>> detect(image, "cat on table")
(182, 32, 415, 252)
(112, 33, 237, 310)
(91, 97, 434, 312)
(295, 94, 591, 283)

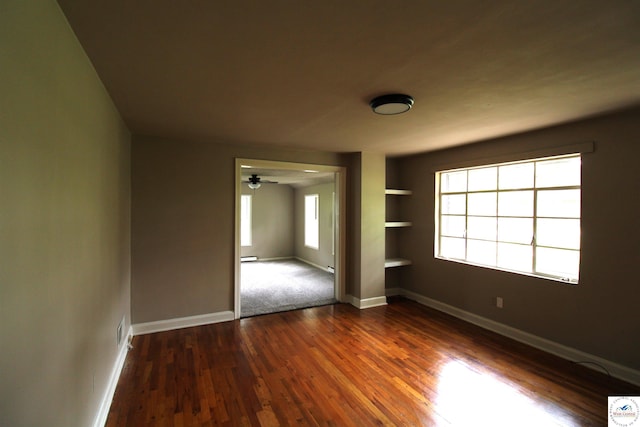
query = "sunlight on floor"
(435, 360, 578, 426)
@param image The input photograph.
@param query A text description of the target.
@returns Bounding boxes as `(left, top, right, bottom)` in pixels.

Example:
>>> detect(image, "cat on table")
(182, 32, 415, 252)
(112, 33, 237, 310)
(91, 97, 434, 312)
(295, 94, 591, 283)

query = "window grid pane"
(536, 157, 581, 188)
(498, 217, 533, 244)
(499, 163, 534, 190)
(536, 218, 580, 250)
(441, 215, 466, 238)
(468, 167, 497, 191)
(441, 171, 468, 193)
(497, 243, 533, 273)
(467, 239, 497, 266)
(467, 192, 497, 216)
(536, 247, 580, 281)
(467, 216, 497, 241)
(436, 154, 581, 283)
(498, 190, 533, 217)
(441, 194, 466, 215)
(537, 189, 580, 218)
(441, 237, 465, 259)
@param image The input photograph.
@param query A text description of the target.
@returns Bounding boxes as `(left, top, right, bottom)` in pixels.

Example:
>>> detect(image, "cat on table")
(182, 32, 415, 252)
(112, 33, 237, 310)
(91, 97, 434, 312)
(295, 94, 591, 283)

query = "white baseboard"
(294, 256, 333, 273)
(93, 326, 132, 427)
(346, 294, 388, 309)
(388, 288, 640, 387)
(249, 256, 333, 273)
(256, 256, 293, 262)
(132, 311, 235, 336)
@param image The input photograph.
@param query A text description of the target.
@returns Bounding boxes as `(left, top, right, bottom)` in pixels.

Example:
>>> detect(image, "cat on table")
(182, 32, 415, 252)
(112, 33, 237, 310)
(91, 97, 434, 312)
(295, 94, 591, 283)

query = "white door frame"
(234, 158, 347, 319)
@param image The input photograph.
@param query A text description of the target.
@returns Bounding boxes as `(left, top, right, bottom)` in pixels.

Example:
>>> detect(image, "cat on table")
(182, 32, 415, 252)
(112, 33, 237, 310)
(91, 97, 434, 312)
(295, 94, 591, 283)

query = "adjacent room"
(239, 165, 339, 317)
(2, 1, 639, 426)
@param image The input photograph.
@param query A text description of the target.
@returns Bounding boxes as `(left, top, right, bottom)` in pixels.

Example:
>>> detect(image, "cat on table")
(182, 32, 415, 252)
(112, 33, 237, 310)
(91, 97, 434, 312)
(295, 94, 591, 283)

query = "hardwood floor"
(107, 298, 639, 426)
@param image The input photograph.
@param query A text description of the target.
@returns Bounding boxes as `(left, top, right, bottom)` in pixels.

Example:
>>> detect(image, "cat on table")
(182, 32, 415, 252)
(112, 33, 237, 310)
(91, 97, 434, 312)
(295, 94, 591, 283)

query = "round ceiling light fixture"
(370, 94, 414, 115)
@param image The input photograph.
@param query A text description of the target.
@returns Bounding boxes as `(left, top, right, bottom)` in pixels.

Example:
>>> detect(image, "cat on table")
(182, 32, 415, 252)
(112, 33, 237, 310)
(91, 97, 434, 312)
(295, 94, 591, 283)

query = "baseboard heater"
(241, 256, 258, 262)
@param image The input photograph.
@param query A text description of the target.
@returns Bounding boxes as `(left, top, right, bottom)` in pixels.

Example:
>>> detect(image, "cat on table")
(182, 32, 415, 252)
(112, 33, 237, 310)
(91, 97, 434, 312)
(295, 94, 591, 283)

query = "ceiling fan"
(246, 174, 277, 189)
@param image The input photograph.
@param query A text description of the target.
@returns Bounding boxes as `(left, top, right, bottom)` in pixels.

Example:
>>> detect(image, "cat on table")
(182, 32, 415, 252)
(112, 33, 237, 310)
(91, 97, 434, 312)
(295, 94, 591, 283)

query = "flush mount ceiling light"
(370, 94, 414, 115)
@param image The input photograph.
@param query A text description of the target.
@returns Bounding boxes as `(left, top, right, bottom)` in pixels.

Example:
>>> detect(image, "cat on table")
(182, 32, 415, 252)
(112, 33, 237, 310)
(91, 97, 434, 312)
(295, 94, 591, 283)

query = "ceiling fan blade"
(245, 174, 278, 184)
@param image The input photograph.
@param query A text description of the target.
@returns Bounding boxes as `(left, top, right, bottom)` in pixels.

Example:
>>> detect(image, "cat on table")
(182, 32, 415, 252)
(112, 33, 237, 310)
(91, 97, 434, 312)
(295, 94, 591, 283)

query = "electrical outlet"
(496, 297, 503, 308)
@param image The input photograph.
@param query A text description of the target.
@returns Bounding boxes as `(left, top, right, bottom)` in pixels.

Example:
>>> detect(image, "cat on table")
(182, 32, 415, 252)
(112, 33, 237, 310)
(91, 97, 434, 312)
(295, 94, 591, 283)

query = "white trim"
(346, 294, 388, 309)
(294, 256, 333, 273)
(384, 258, 412, 268)
(345, 294, 358, 307)
(385, 221, 412, 228)
(93, 326, 132, 427)
(256, 256, 293, 262)
(391, 288, 640, 387)
(131, 311, 234, 336)
(385, 189, 413, 195)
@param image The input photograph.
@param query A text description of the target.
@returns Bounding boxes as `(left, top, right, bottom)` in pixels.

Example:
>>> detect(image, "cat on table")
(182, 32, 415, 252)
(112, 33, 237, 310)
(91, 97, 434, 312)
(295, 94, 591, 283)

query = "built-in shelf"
(385, 188, 411, 271)
(385, 189, 413, 195)
(385, 258, 412, 268)
(385, 221, 412, 228)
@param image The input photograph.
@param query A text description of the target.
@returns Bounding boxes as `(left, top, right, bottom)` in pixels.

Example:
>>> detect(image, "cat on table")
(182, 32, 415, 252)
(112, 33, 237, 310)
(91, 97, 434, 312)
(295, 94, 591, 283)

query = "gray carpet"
(241, 259, 336, 317)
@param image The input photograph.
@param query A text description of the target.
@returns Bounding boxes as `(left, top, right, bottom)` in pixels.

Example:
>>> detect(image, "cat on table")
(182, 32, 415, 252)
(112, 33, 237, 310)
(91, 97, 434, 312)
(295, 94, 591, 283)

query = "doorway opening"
(234, 159, 346, 318)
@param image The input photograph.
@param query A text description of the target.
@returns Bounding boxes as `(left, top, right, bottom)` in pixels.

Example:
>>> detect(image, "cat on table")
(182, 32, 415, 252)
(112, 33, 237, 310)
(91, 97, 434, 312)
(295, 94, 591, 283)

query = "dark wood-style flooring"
(107, 297, 639, 426)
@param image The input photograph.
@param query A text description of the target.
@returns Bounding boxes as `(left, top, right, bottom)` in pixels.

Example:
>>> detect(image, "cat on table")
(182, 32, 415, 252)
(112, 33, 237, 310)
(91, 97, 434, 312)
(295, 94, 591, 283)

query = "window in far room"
(305, 194, 319, 249)
(241, 194, 252, 247)
(435, 154, 581, 283)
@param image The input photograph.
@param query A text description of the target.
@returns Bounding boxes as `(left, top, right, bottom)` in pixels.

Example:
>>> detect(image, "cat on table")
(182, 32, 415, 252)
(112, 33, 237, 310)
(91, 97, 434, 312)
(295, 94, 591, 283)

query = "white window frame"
(435, 154, 581, 284)
(240, 194, 252, 247)
(304, 194, 319, 250)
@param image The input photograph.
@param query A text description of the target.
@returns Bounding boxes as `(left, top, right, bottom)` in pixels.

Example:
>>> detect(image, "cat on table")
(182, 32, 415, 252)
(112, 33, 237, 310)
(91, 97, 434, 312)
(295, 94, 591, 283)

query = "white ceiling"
(241, 167, 334, 188)
(57, 0, 640, 156)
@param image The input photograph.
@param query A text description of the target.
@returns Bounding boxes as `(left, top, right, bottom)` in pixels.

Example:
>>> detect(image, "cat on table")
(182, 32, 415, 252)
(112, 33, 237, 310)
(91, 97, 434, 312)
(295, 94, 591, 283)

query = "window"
(305, 194, 319, 249)
(435, 154, 581, 283)
(240, 194, 252, 246)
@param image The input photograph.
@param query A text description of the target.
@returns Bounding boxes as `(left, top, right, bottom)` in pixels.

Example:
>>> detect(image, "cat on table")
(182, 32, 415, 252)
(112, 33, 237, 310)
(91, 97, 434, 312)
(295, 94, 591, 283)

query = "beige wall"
(396, 108, 640, 372)
(241, 183, 294, 259)
(131, 135, 347, 323)
(349, 152, 386, 300)
(294, 182, 336, 269)
(0, 2, 131, 426)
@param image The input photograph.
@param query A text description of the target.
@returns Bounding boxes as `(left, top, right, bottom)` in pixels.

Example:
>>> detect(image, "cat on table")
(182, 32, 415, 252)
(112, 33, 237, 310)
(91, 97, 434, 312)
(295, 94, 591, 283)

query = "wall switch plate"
(496, 297, 504, 308)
